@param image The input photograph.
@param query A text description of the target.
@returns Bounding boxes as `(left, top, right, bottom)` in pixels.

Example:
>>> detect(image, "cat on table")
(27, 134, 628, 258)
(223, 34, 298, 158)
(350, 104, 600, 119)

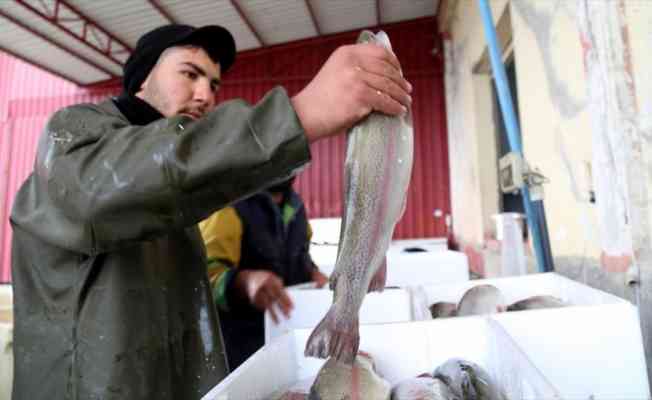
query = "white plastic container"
(414, 272, 627, 314)
(410, 273, 650, 398)
(492, 212, 527, 277)
(265, 288, 412, 344)
(309, 245, 469, 287)
(204, 317, 561, 400)
(495, 303, 649, 399)
(0, 284, 13, 400)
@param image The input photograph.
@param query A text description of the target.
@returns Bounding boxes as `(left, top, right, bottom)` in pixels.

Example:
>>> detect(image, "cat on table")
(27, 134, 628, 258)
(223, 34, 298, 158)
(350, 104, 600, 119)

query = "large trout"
(304, 30, 414, 364)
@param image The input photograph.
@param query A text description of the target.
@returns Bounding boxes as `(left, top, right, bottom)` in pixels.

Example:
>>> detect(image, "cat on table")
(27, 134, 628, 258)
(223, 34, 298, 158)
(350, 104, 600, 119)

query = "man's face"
(137, 46, 221, 119)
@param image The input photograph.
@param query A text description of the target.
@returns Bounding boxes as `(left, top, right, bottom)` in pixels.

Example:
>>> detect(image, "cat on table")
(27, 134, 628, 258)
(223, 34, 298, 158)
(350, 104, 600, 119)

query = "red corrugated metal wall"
(0, 54, 118, 282)
(0, 17, 448, 282)
(220, 17, 449, 240)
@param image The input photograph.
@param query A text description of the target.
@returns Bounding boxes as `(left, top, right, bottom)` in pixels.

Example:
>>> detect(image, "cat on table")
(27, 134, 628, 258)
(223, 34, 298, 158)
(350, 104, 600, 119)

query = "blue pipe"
(477, 0, 548, 272)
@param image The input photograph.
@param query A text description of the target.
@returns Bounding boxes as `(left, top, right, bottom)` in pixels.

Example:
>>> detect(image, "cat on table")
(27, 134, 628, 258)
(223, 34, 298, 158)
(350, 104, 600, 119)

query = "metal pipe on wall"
(477, 0, 552, 272)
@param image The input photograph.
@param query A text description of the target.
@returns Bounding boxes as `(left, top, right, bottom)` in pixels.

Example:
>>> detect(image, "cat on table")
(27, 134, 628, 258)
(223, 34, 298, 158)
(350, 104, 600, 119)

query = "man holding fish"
(9, 23, 411, 399)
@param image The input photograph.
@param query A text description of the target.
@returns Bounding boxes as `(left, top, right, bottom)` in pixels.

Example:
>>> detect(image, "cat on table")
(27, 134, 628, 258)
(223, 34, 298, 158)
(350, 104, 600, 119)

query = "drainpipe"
(477, 0, 553, 272)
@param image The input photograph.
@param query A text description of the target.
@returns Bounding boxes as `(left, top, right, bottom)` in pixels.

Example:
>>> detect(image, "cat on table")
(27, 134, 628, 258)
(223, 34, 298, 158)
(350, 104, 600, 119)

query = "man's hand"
(234, 270, 293, 323)
(291, 43, 413, 142)
(311, 269, 328, 288)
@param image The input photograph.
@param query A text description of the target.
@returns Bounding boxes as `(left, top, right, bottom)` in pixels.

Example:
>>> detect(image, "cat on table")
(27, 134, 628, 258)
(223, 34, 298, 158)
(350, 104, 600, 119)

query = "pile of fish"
(303, 29, 414, 364)
(429, 284, 567, 319)
(272, 352, 507, 400)
(393, 358, 508, 400)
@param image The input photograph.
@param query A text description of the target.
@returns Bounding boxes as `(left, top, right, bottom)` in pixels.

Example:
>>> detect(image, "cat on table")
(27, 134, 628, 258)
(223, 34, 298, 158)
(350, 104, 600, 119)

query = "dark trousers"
(219, 310, 264, 372)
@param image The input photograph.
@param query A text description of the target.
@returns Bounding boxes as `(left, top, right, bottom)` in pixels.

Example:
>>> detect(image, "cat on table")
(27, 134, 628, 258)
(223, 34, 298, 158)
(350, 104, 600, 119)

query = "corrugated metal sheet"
(222, 18, 448, 240)
(0, 120, 12, 283)
(309, 0, 377, 34)
(161, 0, 261, 50)
(0, 18, 448, 283)
(0, 12, 111, 84)
(66, 0, 168, 47)
(1, 52, 79, 101)
(2, 0, 439, 85)
(239, 0, 316, 45)
(0, 1, 123, 76)
(381, 0, 437, 24)
(0, 51, 119, 282)
(0, 117, 44, 283)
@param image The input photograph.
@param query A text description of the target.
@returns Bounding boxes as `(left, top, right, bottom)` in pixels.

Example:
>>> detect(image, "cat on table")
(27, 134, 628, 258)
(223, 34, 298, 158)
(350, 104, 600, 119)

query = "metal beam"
(0, 9, 116, 78)
(15, 0, 132, 67)
(376, 0, 382, 26)
(304, 0, 321, 36)
(230, 0, 265, 47)
(147, 0, 177, 24)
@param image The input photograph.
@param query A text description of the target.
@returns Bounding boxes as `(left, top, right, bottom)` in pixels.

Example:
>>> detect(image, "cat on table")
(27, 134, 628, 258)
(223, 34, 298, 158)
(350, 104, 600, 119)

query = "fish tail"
(304, 305, 360, 365)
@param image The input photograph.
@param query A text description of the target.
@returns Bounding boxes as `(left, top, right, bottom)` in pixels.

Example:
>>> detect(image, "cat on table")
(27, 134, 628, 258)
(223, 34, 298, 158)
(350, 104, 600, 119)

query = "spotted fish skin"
(507, 295, 566, 311)
(309, 353, 391, 400)
(456, 285, 506, 317)
(304, 30, 414, 364)
(391, 376, 456, 400)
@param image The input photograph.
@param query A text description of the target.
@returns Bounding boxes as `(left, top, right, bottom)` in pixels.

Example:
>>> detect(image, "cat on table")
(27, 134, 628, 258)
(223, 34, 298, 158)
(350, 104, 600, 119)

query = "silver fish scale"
(304, 29, 414, 364)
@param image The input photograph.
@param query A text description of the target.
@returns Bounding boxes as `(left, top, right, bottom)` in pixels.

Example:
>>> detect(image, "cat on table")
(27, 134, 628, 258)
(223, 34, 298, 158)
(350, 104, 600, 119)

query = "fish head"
(357, 30, 377, 44)
(356, 30, 393, 52)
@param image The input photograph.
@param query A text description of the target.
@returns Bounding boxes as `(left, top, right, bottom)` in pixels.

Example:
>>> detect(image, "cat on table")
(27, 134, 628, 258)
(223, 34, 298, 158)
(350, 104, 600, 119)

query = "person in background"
(199, 176, 328, 370)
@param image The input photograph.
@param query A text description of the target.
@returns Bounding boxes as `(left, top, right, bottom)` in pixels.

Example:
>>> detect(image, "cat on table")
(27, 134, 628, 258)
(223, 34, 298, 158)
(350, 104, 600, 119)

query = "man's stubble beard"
(142, 74, 172, 117)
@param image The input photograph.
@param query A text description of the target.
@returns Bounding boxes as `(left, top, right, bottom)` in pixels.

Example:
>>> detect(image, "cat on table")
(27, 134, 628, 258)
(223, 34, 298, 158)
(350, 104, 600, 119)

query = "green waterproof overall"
(10, 87, 310, 400)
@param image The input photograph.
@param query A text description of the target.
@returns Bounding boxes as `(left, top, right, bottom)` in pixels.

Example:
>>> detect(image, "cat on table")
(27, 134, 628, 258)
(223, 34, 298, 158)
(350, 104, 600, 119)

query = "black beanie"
(123, 24, 236, 95)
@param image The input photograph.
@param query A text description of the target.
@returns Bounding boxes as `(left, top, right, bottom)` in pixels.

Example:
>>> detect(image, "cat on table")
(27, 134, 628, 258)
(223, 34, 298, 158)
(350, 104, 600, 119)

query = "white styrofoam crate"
(413, 272, 627, 315)
(310, 245, 469, 287)
(0, 284, 11, 322)
(387, 237, 449, 253)
(0, 284, 12, 400)
(205, 317, 560, 400)
(495, 303, 649, 399)
(0, 322, 11, 400)
(265, 288, 412, 344)
(409, 274, 649, 399)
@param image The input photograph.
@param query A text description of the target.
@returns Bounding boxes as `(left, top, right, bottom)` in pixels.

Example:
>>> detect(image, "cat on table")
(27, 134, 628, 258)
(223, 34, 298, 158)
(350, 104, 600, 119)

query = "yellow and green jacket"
(199, 190, 315, 312)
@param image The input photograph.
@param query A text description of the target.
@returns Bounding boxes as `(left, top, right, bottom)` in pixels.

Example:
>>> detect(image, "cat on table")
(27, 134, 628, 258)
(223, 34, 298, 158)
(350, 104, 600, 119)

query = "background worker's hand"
(311, 269, 329, 288)
(291, 42, 413, 142)
(234, 270, 293, 323)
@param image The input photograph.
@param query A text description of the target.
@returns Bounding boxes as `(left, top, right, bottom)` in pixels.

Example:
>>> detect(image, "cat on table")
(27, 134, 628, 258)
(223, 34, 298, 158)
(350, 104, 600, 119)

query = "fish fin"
(367, 258, 387, 293)
(304, 306, 360, 365)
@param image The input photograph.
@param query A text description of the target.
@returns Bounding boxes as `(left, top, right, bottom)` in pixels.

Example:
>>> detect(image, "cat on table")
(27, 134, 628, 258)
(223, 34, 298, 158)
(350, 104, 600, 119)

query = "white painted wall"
(445, 0, 652, 271)
(444, 0, 509, 245)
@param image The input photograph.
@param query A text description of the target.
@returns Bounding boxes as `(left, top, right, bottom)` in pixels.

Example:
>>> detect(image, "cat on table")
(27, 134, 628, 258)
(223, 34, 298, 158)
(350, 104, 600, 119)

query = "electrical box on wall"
(499, 152, 525, 193)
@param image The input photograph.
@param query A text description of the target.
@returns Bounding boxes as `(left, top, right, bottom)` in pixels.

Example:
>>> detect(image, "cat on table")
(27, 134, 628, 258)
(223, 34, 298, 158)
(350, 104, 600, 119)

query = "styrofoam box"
(310, 245, 469, 287)
(307, 218, 341, 245)
(0, 284, 13, 400)
(204, 317, 561, 400)
(494, 303, 649, 399)
(412, 274, 650, 399)
(387, 237, 449, 253)
(414, 272, 627, 315)
(265, 288, 412, 344)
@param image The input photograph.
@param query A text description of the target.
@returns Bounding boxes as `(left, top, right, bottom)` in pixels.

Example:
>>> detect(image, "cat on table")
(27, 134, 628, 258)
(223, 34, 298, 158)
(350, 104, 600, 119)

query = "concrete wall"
(444, 0, 651, 292)
(444, 0, 508, 249)
(443, 0, 652, 381)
